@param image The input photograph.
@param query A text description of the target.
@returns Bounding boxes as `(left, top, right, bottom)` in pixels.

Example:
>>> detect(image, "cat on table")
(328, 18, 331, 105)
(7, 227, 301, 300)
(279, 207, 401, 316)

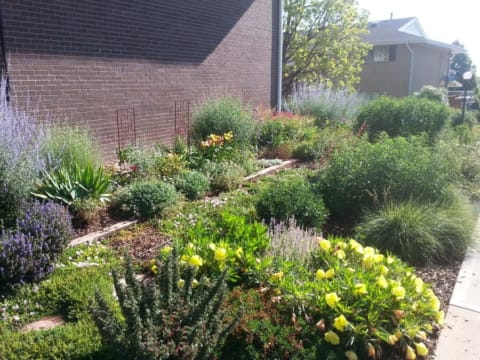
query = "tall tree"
(282, 0, 370, 96)
(450, 41, 476, 91)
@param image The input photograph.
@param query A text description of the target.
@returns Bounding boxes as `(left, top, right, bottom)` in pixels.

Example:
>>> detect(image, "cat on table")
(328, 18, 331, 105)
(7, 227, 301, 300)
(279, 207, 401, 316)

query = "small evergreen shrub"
(113, 180, 177, 219)
(174, 170, 210, 200)
(192, 97, 255, 147)
(317, 136, 458, 222)
(255, 171, 328, 229)
(356, 96, 451, 141)
(92, 254, 240, 360)
(201, 160, 246, 192)
(356, 192, 475, 265)
(0, 201, 73, 289)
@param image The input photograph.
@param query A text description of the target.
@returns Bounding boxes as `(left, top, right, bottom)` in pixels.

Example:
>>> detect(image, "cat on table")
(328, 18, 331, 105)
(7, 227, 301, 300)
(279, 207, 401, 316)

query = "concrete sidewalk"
(434, 222, 480, 359)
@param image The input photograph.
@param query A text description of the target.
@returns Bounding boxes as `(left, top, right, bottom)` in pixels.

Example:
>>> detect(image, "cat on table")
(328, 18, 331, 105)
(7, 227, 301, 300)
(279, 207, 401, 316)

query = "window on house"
(366, 45, 396, 63)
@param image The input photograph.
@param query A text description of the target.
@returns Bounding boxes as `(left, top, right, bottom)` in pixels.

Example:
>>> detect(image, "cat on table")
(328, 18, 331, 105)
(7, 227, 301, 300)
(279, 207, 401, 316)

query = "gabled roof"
(363, 17, 464, 54)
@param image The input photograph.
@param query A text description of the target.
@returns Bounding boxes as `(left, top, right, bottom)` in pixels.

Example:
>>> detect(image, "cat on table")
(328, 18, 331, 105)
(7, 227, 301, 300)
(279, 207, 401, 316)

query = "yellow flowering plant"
(271, 235, 444, 359)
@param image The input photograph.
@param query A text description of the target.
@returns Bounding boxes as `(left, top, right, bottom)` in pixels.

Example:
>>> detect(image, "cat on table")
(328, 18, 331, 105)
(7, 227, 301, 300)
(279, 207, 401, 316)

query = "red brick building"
(0, 0, 280, 159)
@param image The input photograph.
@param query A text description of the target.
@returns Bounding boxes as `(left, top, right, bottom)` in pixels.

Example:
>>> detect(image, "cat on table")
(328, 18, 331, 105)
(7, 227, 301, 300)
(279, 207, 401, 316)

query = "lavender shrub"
(0, 201, 72, 290)
(0, 83, 46, 225)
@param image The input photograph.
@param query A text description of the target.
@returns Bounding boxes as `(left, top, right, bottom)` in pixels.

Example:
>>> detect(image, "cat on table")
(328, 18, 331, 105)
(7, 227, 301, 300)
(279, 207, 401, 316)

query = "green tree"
(282, 0, 370, 96)
(451, 41, 477, 91)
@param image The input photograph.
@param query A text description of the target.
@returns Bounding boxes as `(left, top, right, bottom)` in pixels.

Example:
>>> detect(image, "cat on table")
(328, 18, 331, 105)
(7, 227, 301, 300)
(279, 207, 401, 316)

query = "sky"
(356, 0, 479, 68)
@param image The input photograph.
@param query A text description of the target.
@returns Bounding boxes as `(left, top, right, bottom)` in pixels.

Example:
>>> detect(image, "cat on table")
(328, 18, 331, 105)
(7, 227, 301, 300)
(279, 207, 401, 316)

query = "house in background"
(358, 17, 464, 97)
(0, 0, 281, 159)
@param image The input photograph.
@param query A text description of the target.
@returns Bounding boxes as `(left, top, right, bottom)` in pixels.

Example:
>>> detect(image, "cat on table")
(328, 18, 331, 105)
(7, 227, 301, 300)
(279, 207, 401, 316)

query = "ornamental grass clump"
(356, 190, 475, 266)
(92, 252, 240, 360)
(268, 237, 445, 360)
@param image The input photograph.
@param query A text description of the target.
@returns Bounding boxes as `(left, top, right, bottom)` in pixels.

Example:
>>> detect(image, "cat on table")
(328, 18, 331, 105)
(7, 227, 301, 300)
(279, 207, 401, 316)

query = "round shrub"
(255, 172, 328, 229)
(201, 160, 246, 192)
(0, 201, 73, 289)
(192, 97, 255, 147)
(174, 171, 210, 200)
(317, 136, 458, 223)
(356, 192, 475, 265)
(114, 180, 177, 219)
(414, 85, 447, 103)
(356, 96, 451, 141)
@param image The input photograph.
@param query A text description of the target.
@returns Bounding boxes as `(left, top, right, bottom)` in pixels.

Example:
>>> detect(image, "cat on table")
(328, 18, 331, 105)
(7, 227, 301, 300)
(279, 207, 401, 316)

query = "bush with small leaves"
(255, 171, 328, 230)
(92, 252, 240, 360)
(0, 201, 73, 289)
(200, 160, 246, 192)
(113, 180, 177, 219)
(174, 170, 210, 200)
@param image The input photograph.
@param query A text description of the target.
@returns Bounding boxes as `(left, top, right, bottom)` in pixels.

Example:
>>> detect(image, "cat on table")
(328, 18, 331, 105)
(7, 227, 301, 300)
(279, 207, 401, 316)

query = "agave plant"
(33, 163, 112, 206)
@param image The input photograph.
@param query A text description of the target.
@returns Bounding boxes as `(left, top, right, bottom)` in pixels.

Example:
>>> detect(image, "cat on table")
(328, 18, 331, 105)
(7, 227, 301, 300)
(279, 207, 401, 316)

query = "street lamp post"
(462, 71, 473, 124)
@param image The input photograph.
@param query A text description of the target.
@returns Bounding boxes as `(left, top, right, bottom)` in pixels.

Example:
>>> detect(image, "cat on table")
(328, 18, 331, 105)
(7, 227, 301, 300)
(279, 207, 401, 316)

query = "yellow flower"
(235, 247, 243, 258)
(208, 243, 216, 250)
(271, 271, 284, 282)
(188, 255, 203, 268)
(429, 295, 440, 311)
(405, 345, 417, 360)
(374, 254, 384, 263)
(345, 350, 358, 360)
(214, 247, 228, 262)
(353, 283, 368, 296)
(192, 279, 199, 288)
(364, 247, 375, 256)
(415, 342, 428, 356)
(391, 286, 406, 300)
(348, 239, 364, 254)
(379, 265, 389, 275)
(377, 275, 388, 289)
(362, 254, 375, 269)
(325, 268, 335, 279)
(324, 330, 340, 345)
(223, 131, 234, 141)
(414, 277, 424, 293)
(416, 331, 427, 341)
(435, 310, 445, 325)
(316, 269, 326, 280)
(386, 256, 395, 264)
(177, 279, 185, 288)
(387, 334, 398, 345)
(186, 242, 195, 250)
(318, 238, 331, 251)
(151, 265, 158, 274)
(325, 292, 340, 309)
(333, 314, 349, 332)
(394, 330, 403, 340)
(160, 245, 172, 255)
(335, 249, 346, 260)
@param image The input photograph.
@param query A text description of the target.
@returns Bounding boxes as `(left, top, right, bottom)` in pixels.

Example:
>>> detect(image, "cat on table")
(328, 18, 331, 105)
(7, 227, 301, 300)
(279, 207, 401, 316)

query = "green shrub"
(414, 85, 447, 103)
(286, 84, 366, 127)
(451, 108, 477, 127)
(356, 96, 451, 141)
(43, 125, 101, 170)
(174, 170, 210, 200)
(92, 254, 240, 360)
(33, 163, 112, 207)
(113, 180, 177, 219)
(201, 160, 246, 192)
(255, 171, 328, 230)
(317, 136, 458, 223)
(192, 97, 255, 147)
(356, 191, 475, 265)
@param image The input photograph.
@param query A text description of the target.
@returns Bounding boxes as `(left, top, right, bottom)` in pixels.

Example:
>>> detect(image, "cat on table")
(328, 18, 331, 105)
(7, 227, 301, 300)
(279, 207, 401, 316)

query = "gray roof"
(363, 17, 464, 53)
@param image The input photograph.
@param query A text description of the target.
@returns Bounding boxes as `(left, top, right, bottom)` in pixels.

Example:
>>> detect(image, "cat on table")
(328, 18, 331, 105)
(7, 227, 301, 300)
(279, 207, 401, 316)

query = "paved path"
(435, 219, 480, 360)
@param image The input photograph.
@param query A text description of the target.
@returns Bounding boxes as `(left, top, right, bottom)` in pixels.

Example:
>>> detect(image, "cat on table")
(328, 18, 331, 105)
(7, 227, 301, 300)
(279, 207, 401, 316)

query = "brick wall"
(0, 0, 278, 159)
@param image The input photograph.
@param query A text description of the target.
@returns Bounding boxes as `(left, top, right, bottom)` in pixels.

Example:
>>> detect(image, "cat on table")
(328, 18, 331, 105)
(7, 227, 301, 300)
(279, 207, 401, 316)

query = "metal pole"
(276, 0, 283, 112)
(461, 86, 467, 124)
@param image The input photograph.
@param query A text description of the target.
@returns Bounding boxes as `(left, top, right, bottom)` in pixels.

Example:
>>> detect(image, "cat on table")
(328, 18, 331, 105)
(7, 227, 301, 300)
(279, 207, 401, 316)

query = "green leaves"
(283, 0, 370, 95)
(33, 164, 112, 206)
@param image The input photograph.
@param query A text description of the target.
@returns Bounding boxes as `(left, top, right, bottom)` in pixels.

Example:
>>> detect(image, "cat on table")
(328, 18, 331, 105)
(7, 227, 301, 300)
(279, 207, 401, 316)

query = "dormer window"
(366, 45, 396, 63)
